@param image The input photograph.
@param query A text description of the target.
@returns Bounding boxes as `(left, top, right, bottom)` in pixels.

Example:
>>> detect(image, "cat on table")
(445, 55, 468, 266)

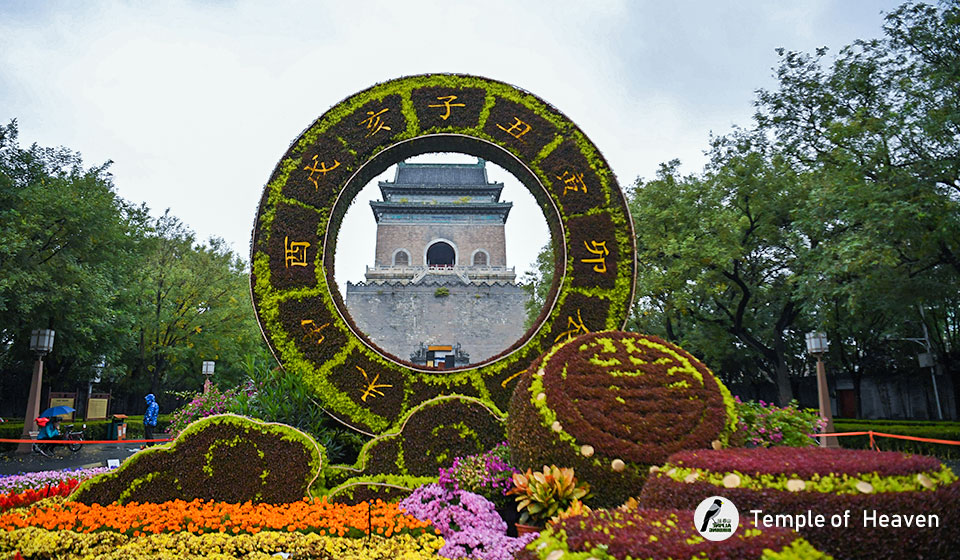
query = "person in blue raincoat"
(143, 394, 159, 446)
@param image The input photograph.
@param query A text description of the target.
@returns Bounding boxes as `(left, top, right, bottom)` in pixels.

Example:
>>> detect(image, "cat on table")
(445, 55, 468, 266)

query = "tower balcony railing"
(363, 264, 517, 284)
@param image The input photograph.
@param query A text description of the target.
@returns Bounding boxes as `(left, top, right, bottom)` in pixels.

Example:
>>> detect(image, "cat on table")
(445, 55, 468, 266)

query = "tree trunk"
(853, 370, 863, 419)
(771, 327, 795, 406)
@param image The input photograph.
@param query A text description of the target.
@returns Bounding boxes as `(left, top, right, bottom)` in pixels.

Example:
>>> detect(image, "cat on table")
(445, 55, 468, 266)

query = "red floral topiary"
(668, 447, 944, 478)
(508, 331, 737, 506)
(640, 447, 960, 560)
(517, 508, 830, 560)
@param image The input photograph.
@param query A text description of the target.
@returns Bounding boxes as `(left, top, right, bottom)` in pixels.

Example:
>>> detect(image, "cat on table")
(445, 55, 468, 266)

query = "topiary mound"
(71, 414, 325, 505)
(507, 331, 737, 506)
(639, 447, 960, 560)
(517, 508, 831, 560)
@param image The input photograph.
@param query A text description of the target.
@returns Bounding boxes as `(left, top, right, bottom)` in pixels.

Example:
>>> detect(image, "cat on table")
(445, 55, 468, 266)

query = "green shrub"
(166, 385, 237, 437)
(833, 419, 960, 459)
(226, 353, 365, 464)
(735, 397, 824, 447)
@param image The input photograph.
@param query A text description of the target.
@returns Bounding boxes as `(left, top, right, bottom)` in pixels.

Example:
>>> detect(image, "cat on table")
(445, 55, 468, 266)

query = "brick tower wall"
(344, 282, 530, 363)
(374, 224, 507, 266)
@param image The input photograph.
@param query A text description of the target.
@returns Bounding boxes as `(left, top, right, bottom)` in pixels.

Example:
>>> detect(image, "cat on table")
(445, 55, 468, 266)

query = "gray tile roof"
(393, 160, 489, 186)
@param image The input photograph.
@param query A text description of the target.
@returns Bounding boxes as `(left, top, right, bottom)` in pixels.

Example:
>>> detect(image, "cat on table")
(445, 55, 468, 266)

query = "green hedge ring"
(251, 74, 637, 435)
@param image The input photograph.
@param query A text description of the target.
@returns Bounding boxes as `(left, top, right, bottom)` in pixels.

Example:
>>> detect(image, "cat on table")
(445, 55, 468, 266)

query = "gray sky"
(0, 0, 904, 290)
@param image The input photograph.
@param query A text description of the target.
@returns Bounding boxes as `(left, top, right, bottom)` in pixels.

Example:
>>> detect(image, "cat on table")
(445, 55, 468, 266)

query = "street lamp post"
(202, 361, 215, 393)
(17, 329, 55, 453)
(805, 331, 838, 448)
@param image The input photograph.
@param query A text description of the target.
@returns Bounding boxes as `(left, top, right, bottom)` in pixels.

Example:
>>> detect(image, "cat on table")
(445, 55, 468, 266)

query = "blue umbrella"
(40, 405, 75, 418)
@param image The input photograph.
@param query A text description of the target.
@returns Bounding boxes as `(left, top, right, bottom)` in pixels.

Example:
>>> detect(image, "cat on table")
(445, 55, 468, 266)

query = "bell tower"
(345, 158, 529, 365)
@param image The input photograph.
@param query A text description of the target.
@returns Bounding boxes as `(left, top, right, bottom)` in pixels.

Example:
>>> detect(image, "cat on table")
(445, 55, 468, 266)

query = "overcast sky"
(0, 0, 904, 291)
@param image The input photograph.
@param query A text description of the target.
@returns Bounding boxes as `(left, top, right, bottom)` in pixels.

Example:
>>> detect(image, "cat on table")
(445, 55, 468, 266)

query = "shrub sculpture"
(71, 414, 325, 505)
(640, 447, 960, 560)
(325, 396, 506, 504)
(250, 74, 636, 442)
(517, 508, 830, 560)
(507, 331, 737, 506)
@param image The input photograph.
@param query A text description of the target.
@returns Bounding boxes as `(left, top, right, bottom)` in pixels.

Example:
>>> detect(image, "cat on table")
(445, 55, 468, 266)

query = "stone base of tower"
(345, 280, 530, 364)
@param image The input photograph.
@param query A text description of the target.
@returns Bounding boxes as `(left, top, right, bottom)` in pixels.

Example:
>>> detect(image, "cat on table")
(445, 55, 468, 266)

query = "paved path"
(0, 443, 145, 476)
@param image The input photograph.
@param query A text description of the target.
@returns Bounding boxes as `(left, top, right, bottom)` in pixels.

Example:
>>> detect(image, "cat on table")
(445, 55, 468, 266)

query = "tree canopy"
(629, 1, 960, 414)
(0, 121, 266, 415)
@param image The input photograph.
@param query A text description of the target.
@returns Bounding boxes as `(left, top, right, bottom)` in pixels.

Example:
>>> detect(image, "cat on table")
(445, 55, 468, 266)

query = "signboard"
(86, 393, 111, 420)
(48, 392, 76, 420)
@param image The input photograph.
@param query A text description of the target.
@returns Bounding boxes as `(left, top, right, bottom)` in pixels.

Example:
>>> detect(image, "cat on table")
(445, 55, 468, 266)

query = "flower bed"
(640, 448, 960, 560)
(0, 468, 111, 494)
(0, 480, 78, 512)
(518, 508, 830, 560)
(0, 498, 434, 538)
(0, 527, 445, 560)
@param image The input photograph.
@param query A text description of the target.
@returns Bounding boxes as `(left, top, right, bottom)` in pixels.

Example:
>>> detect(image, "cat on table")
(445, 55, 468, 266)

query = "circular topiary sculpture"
(251, 74, 638, 440)
(639, 447, 960, 560)
(507, 331, 737, 507)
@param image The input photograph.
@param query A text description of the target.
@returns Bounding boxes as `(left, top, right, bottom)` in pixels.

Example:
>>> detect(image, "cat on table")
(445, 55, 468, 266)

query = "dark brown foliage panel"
(412, 87, 486, 130)
(482, 98, 557, 161)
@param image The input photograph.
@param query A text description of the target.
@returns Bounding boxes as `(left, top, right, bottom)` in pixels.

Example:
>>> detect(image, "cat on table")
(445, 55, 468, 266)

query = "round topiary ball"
(507, 331, 737, 507)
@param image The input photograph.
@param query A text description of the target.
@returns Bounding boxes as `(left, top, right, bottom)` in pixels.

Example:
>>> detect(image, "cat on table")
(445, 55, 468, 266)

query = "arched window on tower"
(473, 250, 488, 266)
(393, 249, 410, 266)
(426, 242, 455, 267)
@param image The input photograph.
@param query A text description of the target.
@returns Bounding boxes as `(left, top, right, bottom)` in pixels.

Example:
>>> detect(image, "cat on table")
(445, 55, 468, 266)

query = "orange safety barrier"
(816, 430, 960, 451)
(0, 438, 172, 444)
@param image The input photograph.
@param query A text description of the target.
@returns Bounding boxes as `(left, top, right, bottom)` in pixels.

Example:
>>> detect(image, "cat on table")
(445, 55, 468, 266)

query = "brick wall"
(374, 224, 507, 266)
(345, 282, 529, 363)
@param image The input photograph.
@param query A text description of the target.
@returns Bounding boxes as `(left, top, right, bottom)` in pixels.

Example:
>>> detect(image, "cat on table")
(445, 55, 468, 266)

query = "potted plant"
(506, 465, 591, 535)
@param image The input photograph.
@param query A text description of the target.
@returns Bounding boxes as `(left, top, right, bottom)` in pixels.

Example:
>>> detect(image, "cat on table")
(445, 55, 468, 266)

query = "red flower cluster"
(668, 447, 942, 477)
(0, 479, 78, 512)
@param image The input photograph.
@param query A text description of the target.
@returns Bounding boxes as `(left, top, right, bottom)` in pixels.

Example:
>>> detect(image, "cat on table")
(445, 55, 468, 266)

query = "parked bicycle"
(32, 423, 86, 457)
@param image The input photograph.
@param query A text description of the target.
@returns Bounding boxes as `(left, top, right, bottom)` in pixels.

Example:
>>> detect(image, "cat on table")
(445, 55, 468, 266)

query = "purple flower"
(400, 484, 536, 560)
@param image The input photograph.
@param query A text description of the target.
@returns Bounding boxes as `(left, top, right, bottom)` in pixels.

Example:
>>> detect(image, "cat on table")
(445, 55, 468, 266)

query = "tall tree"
(0, 120, 143, 393)
(629, 131, 811, 405)
(120, 211, 265, 405)
(754, 1, 960, 411)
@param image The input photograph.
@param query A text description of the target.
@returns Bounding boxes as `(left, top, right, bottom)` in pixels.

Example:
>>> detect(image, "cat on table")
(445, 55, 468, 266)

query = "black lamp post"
(17, 329, 55, 453)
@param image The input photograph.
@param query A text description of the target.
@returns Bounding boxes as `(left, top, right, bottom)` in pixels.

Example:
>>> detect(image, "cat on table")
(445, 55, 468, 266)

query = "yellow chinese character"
(556, 170, 587, 195)
(427, 95, 466, 120)
(496, 116, 531, 141)
(554, 309, 589, 343)
(284, 236, 311, 268)
(500, 369, 527, 389)
(357, 366, 392, 402)
(360, 108, 392, 138)
(581, 240, 609, 273)
(303, 155, 340, 190)
(300, 319, 329, 345)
